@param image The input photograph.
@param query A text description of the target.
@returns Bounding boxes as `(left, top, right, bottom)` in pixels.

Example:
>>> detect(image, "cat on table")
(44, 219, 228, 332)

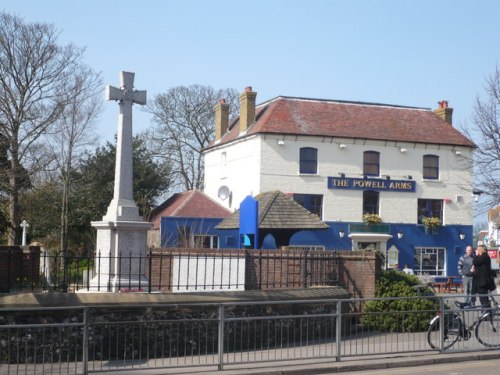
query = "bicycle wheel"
(476, 312, 500, 347)
(427, 312, 462, 349)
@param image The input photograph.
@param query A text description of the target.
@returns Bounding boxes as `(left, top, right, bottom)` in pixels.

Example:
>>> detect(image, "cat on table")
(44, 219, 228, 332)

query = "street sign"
(488, 249, 499, 270)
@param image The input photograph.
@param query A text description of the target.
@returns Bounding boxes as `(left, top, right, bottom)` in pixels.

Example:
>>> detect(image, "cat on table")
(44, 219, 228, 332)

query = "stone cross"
(104, 71, 147, 220)
(85, 71, 152, 293)
(20, 219, 29, 246)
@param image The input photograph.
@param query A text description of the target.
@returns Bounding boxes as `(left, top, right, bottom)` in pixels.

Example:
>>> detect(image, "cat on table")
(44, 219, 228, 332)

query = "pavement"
(94, 350, 500, 374)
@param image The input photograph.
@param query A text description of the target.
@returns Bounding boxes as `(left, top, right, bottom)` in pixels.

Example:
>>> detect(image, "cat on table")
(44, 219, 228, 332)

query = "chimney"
(214, 98, 230, 141)
(434, 100, 453, 124)
(239, 86, 257, 132)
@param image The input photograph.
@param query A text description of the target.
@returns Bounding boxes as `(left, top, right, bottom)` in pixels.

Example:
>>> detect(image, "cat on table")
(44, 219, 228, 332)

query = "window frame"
(417, 198, 443, 224)
(414, 247, 446, 276)
(191, 234, 219, 249)
(299, 147, 318, 174)
(363, 190, 380, 215)
(423, 154, 439, 180)
(363, 151, 380, 176)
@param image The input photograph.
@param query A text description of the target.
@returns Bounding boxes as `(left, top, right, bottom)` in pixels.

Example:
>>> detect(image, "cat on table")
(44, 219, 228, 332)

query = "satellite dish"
(217, 185, 231, 201)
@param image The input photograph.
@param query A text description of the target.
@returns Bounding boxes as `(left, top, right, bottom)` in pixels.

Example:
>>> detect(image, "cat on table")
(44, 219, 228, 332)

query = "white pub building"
(203, 87, 476, 276)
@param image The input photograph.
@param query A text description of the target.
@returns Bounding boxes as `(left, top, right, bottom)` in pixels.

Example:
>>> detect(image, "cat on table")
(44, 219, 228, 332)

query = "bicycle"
(427, 296, 500, 349)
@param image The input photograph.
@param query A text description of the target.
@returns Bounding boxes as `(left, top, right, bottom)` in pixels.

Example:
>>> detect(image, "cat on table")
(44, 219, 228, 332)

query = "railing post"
(82, 307, 88, 375)
(336, 300, 342, 361)
(439, 297, 445, 353)
(148, 247, 152, 293)
(62, 248, 68, 292)
(7, 248, 11, 292)
(218, 304, 225, 371)
(258, 249, 262, 289)
(302, 249, 309, 287)
(128, 250, 132, 290)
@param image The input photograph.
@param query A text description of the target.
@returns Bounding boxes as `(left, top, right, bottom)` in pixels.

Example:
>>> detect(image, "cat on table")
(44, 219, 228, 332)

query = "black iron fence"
(2, 295, 499, 374)
(1, 248, 340, 293)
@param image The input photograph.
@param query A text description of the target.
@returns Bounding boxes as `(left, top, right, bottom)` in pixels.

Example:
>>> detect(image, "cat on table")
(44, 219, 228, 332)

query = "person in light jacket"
(458, 245, 475, 305)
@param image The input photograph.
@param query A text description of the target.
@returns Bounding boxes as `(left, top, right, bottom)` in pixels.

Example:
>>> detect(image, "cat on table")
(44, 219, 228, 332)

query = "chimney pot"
(245, 86, 253, 92)
(434, 100, 453, 124)
(219, 98, 226, 104)
(438, 100, 448, 108)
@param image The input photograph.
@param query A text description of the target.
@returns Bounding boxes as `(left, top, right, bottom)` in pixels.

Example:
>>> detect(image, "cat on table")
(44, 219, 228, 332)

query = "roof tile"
(149, 190, 231, 229)
(207, 97, 475, 149)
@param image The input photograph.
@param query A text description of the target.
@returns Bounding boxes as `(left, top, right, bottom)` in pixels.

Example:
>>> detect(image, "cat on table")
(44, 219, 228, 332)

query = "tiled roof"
(216, 190, 329, 230)
(148, 190, 231, 229)
(207, 96, 475, 149)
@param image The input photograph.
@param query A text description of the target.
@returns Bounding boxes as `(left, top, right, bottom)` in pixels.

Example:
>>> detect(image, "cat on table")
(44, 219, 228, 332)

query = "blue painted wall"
(160, 217, 472, 276)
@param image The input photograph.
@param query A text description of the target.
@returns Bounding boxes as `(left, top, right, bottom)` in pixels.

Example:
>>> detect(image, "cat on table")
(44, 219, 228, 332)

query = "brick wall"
(150, 248, 380, 298)
(0, 246, 41, 292)
(337, 250, 382, 299)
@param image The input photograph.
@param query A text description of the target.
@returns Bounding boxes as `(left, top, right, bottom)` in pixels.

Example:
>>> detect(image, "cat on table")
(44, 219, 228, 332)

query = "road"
(343, 358, 500, 375)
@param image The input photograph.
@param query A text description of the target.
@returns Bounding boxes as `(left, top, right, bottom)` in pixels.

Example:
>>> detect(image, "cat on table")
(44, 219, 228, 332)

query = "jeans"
(462, 276, 475, 305)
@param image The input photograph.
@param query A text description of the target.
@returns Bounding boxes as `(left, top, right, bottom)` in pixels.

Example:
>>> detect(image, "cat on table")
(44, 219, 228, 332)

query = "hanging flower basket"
(362, 214, 382, 225)
(422, 216, 440, 235)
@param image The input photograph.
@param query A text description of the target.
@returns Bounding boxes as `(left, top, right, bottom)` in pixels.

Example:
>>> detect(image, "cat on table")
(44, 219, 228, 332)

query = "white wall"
(205, 134, 474, 225)
(204, 135, 261, 211)
(172, 255, 245, 292)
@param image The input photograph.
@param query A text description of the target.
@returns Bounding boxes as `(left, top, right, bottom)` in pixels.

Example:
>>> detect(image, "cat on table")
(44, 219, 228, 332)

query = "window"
(293, 194, 323, 218)
(414, 247, 446, 275)
(423, 155, 439, 179)
(363, 151, 380, 176)
(299, 147, 317, 174)
(221, 152, 227, 178)
(418, 199, 443, 224)
(192, 235, 219, 249)
(363, 190, 379, 215)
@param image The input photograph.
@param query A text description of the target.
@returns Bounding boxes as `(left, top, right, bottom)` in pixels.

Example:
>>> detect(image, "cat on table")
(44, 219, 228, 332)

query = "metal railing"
(2, 248, 339, 293)
(1, 294, 498, 374)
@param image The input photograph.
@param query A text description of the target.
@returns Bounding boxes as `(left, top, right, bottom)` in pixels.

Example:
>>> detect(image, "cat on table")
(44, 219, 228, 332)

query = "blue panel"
(159, 215, 474, 274)
(239, 195, 259, 249)
(327, 177, 416, 192)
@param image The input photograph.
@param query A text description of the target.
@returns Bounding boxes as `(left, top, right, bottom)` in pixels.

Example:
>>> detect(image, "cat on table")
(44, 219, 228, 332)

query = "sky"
(2, 0, 500, 146)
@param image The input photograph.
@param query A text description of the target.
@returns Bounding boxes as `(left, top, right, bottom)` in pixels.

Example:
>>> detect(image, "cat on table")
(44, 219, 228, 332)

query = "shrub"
(361, 270, 438, 332)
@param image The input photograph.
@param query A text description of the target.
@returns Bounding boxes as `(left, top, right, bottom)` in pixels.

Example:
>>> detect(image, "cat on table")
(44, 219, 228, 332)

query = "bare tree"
(144, 85, 239, 192)
(46, 66, 102, 253)
(0, 12, 85, 244)
(461, 66, 500, 213)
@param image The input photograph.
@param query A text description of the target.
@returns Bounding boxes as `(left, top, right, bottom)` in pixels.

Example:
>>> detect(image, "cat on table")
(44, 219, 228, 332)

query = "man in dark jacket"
(472, 245, 492, 308)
